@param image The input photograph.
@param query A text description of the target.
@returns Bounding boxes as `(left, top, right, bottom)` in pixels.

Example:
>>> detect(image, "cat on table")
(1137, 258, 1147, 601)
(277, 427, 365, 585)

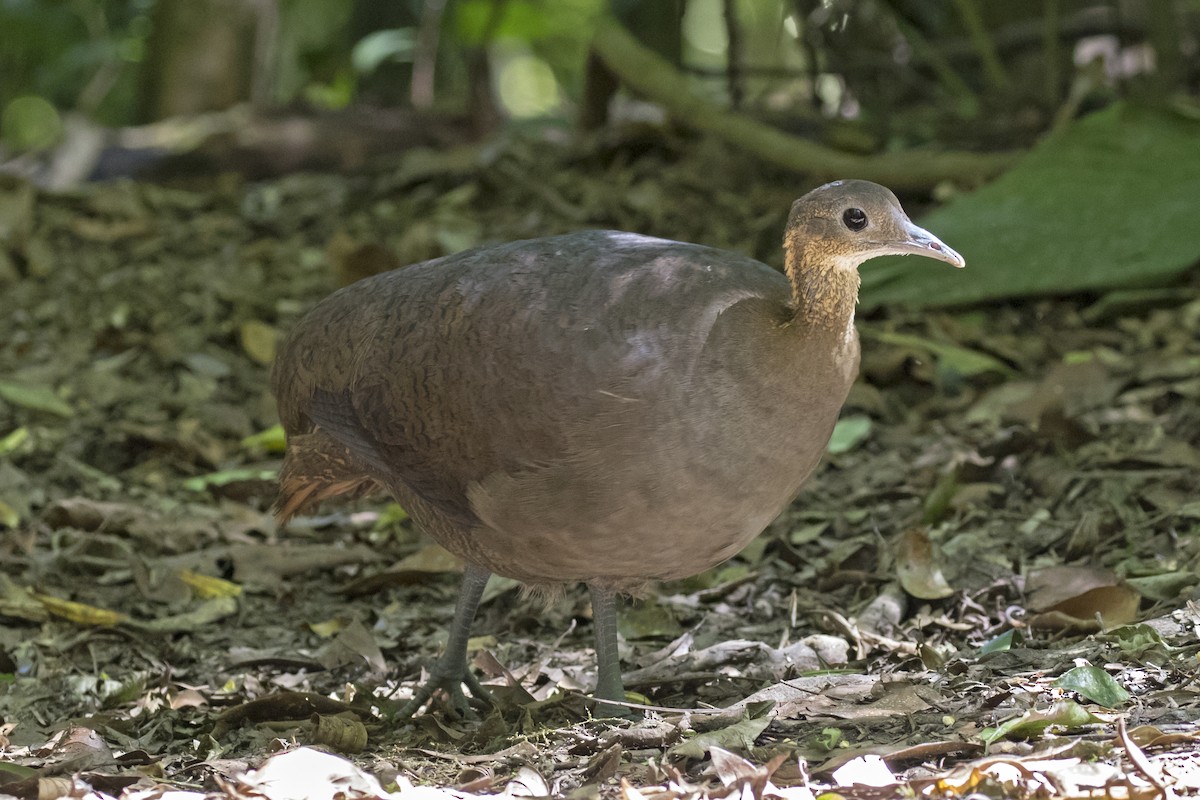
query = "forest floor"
(1, 127, 1199, 799)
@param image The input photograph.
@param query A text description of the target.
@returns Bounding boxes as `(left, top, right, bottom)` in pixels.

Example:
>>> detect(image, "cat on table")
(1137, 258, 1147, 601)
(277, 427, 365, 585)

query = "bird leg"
(396, 563, 495, 719)
(589, 583, 635, 718)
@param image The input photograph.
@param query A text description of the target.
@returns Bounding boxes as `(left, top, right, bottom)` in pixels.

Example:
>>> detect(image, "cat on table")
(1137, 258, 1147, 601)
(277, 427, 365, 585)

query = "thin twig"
(411, 0, 448, 109)
(722, 0, 744, 109)
(1116, 717, 1171, 797)
(590, 16, 1018, 190)
(877, 2, 979, 115)
(1042, 0, 1063, 107)
(951, 0, 1012, 93)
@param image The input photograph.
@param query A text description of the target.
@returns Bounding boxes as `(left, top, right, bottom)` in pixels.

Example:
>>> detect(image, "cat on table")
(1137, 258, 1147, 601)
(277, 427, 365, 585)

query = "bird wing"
(274, 231, 789, 528)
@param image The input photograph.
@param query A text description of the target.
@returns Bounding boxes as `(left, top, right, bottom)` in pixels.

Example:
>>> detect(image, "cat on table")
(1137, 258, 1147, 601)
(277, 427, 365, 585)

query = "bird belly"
(458, 397, 835, 589)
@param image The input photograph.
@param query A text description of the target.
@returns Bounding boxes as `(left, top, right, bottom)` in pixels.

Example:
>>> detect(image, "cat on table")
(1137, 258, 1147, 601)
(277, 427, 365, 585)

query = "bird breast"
(459, 298, 860, 588)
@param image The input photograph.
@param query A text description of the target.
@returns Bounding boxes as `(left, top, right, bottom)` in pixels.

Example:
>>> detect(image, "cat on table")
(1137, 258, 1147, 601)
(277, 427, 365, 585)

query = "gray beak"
(890, 220, 965, 268)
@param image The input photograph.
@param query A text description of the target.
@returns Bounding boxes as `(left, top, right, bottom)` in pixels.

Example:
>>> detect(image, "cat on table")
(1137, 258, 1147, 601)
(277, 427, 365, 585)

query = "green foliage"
(455, 0, 604, 103)
(273, 0, 605, 116)
(815, 726, 844, 750)
(862, 330, 1012, 377)
(861, 104, 1200, 308)
(240, 424, 287, 454)
(0, 0, 152, 133)
(274, 0, 357, 105)
(454, 0, 555, 44)
(182, 467, 278, 493)
(977, 629, 1021, 655)
(352, 28, 418, 74)
(0, 427, 29, 456)
(980, 700, 1101, 745)
(1, 96, 62, 149)
(0, 380, 73, 417)
(0, 0, 89, 109)
(827, 415, 871, 454)
(1053, 666, 1130, 708)
(1104, 623, 1169, 658)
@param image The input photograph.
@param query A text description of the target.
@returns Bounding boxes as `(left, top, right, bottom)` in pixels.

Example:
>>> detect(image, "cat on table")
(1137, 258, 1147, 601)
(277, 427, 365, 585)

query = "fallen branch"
(590, 17, 1020, 190)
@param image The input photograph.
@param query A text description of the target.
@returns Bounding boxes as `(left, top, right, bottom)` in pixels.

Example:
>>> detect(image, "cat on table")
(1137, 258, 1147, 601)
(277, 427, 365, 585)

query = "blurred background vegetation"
(1, 0, 1196, 179)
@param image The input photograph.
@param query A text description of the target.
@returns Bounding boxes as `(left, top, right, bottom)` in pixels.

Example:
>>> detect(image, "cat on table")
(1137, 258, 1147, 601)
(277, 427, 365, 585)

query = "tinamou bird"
(272, 179, 964, 718)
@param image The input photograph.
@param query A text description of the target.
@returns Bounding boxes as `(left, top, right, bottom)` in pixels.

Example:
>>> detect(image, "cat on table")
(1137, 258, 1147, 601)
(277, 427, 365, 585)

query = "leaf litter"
(0, 129, 1198, 798)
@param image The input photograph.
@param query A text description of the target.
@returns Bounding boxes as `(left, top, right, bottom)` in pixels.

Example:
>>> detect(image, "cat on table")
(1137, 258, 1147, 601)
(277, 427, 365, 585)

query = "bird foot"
(592, 697, 639, 720)
(395, 665, 496, 720)
(590, 705, 638, 724)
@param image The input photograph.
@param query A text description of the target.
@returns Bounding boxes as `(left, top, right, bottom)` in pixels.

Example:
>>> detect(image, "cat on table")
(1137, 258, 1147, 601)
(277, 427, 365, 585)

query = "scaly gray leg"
(589, 583, 634, 718)
(396, 563, 495, 719)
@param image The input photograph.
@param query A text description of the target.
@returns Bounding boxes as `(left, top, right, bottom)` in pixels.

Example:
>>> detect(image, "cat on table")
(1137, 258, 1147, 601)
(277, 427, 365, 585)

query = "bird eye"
(843, 208, 868, 231)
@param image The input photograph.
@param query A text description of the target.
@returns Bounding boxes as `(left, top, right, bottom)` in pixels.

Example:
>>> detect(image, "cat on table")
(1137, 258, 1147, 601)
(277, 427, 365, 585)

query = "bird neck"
(783, 239, 861, 334)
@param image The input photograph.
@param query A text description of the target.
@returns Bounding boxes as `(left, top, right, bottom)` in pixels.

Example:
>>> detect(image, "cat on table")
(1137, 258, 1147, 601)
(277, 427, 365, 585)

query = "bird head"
(784, 180, 965, 272)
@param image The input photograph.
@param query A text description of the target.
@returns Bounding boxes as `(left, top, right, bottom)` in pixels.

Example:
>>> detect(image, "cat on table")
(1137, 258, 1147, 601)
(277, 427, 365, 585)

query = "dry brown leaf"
(310, 713, 368, 754)
(823, 681, 931, 719)
(314, 618, 387, 675)
(1027, 565, 1140, 629)
(895, 528, 955, 599)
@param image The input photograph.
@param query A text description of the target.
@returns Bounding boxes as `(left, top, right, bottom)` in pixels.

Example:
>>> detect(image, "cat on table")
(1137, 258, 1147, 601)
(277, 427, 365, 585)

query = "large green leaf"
(861, 104, 1200, 308)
